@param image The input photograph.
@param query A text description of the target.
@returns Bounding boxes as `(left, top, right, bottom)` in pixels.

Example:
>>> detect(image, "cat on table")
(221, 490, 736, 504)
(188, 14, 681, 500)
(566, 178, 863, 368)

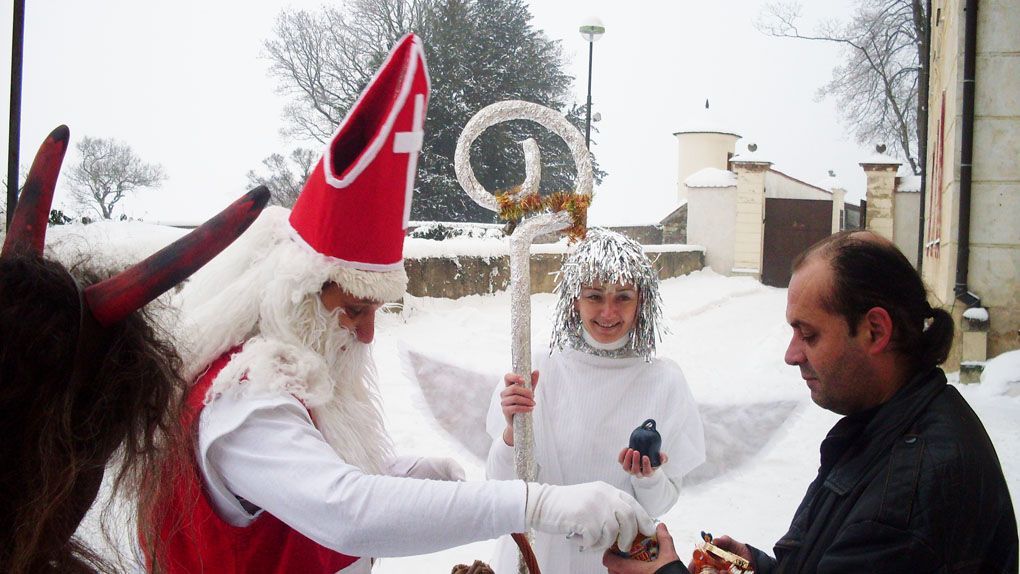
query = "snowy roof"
(685, 167, 737, 188)
(673, 101, 741, 137)
(897, 175, 921, 193)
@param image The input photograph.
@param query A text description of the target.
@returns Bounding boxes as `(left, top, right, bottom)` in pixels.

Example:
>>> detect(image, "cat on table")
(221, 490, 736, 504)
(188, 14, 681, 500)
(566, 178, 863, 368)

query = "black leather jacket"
(751, 368, 1017, 573)
(654, 368, 1017, 574)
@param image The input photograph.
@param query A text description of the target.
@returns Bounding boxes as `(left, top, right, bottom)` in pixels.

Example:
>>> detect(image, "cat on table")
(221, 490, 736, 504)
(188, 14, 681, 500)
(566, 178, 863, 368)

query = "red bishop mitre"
(289, 33, 429, 284)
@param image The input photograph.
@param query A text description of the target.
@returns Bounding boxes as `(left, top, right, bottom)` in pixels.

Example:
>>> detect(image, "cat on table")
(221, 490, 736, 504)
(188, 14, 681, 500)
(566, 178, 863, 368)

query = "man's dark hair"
(0, 253, 187, 573)
(793, 231, 954, 371)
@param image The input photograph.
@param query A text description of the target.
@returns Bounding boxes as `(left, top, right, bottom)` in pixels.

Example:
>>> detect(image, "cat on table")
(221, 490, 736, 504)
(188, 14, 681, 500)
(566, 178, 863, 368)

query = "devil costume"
(0, 126, 268, 572)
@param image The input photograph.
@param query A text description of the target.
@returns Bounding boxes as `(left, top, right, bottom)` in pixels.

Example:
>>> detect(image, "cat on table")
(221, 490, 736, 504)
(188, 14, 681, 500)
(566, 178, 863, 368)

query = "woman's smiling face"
(574, 283, 639, 343)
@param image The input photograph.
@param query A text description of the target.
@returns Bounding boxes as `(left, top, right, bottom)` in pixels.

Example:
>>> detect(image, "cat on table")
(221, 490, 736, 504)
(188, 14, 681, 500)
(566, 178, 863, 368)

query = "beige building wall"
(862, 162, 900, 242)
(893, 191, 921, 267)
(685, 183, 737, 275)
(674, 132, 739, 204)
(924, 0, 1020, 367)
(731, 162, 770, 277)
(831, 188, 847, 233)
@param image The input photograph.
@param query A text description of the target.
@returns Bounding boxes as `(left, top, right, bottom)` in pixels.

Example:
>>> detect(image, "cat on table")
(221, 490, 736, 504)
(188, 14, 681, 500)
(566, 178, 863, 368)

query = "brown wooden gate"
(762, 198, 833, 287)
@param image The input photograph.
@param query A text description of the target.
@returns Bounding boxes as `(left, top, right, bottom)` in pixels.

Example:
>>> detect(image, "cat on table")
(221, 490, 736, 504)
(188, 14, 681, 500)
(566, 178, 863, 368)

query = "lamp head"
(579, 16, 605, 42)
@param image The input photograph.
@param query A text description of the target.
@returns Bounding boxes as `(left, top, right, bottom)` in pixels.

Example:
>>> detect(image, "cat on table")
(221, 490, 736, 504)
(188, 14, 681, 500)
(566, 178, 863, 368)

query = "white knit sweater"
(485, 347, 706, 573)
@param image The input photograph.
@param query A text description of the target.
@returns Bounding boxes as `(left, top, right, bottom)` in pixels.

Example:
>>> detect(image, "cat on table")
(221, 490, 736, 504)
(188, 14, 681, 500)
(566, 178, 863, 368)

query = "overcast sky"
(2, 0, 879, 225)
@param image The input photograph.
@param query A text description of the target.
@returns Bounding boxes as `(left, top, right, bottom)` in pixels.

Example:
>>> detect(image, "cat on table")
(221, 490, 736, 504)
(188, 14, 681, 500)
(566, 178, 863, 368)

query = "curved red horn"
(83, 186, 270, 327)
(2, 125, 70, 257)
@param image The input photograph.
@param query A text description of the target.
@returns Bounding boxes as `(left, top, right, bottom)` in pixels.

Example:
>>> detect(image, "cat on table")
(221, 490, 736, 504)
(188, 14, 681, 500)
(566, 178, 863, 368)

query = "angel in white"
(486, 227, 707, 574)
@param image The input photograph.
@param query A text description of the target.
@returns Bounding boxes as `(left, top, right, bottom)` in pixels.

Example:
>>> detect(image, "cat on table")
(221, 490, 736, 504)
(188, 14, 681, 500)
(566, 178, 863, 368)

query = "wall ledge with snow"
(405, 240, 705, 299)
(36, 221, 705, 300)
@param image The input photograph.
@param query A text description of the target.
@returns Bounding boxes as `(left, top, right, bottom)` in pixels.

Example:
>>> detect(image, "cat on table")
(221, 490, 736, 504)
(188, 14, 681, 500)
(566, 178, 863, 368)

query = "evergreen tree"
(264, 0, 603, 222)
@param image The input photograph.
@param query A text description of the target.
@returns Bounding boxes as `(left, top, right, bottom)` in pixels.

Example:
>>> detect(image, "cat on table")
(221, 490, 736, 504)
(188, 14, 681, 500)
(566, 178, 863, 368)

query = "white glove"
(388, 455, 466, 481)
(525, 481, 654, 552)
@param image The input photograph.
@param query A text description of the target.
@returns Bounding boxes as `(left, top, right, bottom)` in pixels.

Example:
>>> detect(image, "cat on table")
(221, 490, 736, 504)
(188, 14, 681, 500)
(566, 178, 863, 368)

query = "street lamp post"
(579, 17, 605, 150)
(7, 0, 26, 227)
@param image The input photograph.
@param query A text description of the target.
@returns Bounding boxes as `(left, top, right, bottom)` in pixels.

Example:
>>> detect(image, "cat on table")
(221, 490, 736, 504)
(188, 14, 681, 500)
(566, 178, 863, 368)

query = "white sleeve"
(484, 378, 518, 480)
(199, 392, 526, 557)
(485, 433, 517, 480)
(629, 469, 681, 517)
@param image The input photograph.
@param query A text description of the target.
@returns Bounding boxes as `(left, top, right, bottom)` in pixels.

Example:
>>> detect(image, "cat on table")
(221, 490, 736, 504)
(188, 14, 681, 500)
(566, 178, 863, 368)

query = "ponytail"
(919, 307, 954, 370)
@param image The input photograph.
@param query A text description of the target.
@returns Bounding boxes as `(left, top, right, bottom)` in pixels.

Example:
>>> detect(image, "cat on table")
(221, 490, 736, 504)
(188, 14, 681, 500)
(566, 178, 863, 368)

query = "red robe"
(153, 349, 361, 573)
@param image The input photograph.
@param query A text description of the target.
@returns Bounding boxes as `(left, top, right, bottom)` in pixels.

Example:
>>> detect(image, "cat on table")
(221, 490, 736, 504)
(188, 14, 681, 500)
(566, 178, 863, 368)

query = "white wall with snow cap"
(685, 167, 737, 189)
(686, 182, 737, 275)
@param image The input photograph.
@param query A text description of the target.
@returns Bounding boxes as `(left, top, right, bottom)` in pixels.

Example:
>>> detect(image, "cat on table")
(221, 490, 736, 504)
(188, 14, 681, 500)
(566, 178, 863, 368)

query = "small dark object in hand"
(628, 418, 662, 467)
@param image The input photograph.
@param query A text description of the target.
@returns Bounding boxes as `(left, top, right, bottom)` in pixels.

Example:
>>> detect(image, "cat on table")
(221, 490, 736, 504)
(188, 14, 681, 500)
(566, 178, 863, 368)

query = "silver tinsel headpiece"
(550, 228, 664, 359)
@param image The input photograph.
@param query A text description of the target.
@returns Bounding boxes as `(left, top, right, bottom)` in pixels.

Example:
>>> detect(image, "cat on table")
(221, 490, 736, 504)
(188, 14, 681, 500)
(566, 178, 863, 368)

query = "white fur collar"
(205, 337, 393, 475)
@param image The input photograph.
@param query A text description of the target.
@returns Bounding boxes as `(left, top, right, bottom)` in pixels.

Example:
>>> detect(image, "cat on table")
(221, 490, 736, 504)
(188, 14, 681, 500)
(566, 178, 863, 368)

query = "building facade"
(921, 0, 1020, 373)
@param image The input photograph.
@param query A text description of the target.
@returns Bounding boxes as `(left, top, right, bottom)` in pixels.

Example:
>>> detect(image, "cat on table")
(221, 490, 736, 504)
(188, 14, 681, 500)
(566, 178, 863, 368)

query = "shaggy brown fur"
(0, 253, 187, 573)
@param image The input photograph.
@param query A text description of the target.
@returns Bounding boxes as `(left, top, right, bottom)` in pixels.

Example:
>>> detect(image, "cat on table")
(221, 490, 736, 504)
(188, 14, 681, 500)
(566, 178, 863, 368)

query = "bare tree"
(266, 1, 431, 144)
(758, 0, 926, 174)
(67, 136, 166, 219)
(246, 147, 318, 207)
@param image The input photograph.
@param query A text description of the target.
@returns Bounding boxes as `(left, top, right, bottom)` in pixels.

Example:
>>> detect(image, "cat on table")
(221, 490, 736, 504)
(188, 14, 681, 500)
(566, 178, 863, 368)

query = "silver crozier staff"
(455, 100, 593, 574)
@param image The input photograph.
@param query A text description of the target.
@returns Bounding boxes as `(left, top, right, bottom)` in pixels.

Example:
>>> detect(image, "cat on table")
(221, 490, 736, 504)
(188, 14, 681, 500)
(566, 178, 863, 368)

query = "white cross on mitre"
(394, 93, 425, 226)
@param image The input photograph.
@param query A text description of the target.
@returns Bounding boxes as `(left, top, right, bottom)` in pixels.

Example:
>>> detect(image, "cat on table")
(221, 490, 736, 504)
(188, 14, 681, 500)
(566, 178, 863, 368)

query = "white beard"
(206, 291, 394, 475)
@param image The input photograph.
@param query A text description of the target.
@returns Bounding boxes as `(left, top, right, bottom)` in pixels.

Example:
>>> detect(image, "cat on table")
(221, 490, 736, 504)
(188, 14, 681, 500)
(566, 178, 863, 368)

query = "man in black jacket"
(605, 231, 1017, 574)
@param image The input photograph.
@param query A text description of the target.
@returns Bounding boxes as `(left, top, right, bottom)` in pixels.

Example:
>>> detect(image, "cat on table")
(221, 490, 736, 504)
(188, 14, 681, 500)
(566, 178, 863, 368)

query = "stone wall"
(660, 203, 688, 244)
(405, 248, 705, 299)
(608, 225, 664, 245)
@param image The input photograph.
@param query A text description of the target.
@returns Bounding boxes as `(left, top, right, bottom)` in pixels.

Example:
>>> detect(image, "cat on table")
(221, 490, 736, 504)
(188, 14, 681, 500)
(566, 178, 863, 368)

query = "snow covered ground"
(375, 270, 1020, 572)
(45, 222, 1020, 572)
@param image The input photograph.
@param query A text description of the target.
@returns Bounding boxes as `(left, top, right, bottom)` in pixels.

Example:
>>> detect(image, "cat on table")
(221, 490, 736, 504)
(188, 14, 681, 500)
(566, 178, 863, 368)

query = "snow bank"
(976, 350, 1020, 398)
(45, 221, 189, 270)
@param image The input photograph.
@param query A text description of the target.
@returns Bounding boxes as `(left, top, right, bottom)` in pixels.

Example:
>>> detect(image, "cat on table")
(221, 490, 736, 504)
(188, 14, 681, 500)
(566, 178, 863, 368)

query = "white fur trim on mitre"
(284, 220, 408, 303)
(331, 263, 407, 303)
